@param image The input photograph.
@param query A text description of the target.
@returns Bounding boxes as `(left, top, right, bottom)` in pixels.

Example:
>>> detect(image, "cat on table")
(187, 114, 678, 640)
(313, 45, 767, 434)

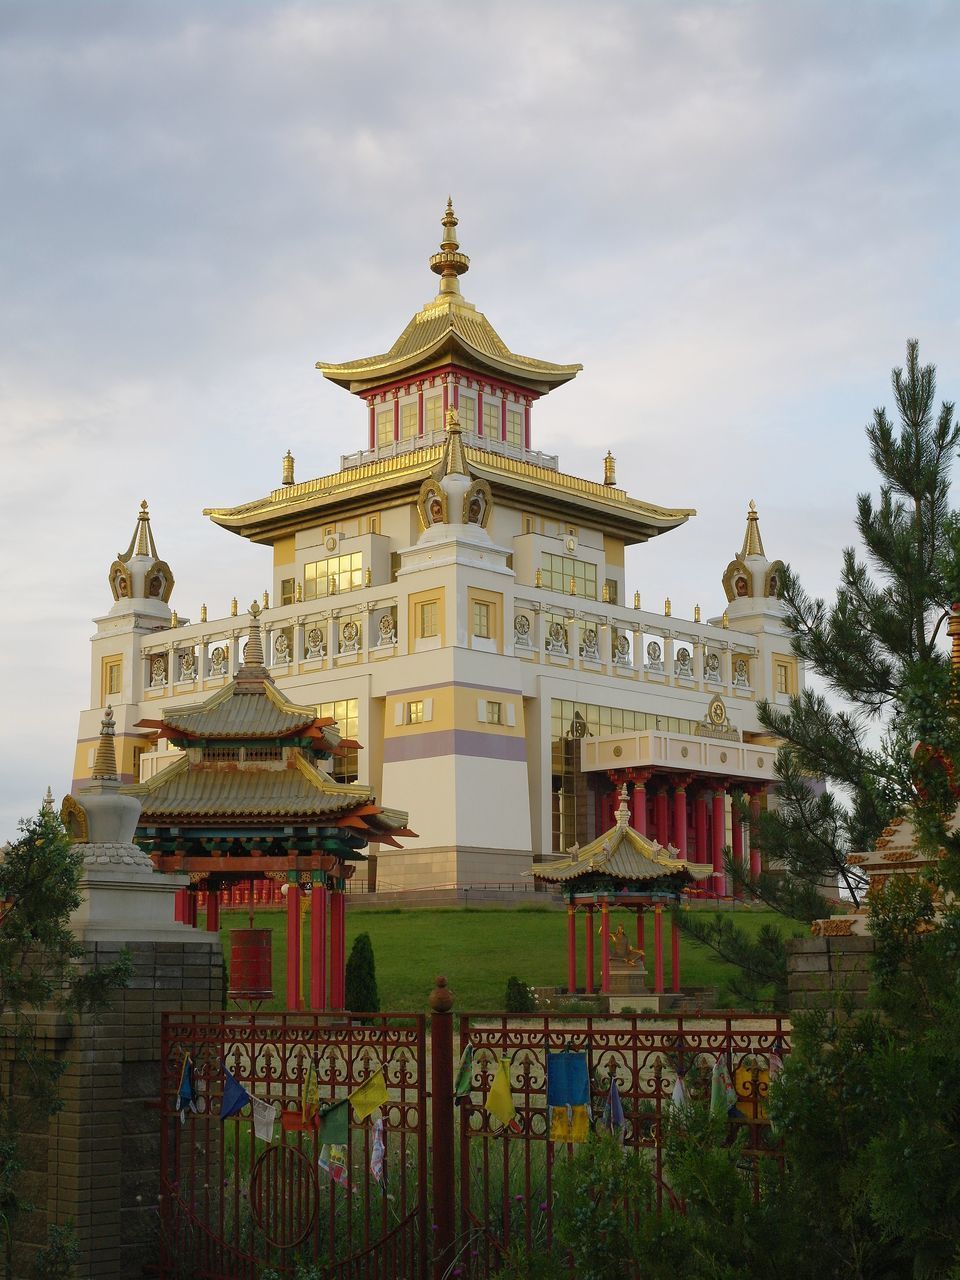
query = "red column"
(694, 790, 708, 863)
(567, 905, 577, 994)
(286, 879, 301, 1010)
(417, 385, 424, 437)
(338, 882, 347, 1007)
(329, 887, 342, 1010)
(731, 793, 745, 896)
(477, 388, 484, 437)
(631, 780, 647, 834)
(452, 380, 460, 409)
(585, 907, 595, 995)
(653, 906, 664, 995)
(206, 884, 220, 933)
(185, 889, 198, 929)
(636, 909, 645, 960)
(671, 912, 681, 993)
(174, 888, 186, 923)
(310, 879, 328, 1012)
(654, 786, 669, 845)
(673, 785, 688, 856)
(442, 379, 450, 419)
(749, 792, 763, 880)
(712, 789, 726, 896)
(368, 399, 375, 451)
(600, 901, 611, 995)
(500, 395, 507, 441)
(524, 398, 531, 450)
(392, 393, 399, 442)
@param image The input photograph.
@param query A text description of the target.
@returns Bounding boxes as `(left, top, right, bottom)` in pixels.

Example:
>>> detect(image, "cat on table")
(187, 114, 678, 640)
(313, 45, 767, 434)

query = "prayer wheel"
(228, 928, 273, 1002)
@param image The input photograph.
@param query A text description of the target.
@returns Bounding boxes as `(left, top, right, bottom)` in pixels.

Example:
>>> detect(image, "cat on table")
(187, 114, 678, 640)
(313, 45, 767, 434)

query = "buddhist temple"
(534, 785, 711, 1007)
(72, 201, 802, 892)
(120, 602, 413, 1005)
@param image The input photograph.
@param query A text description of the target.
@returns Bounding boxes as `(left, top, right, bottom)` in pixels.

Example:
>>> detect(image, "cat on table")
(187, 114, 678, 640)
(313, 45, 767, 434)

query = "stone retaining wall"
(786, 933, 875, 1012)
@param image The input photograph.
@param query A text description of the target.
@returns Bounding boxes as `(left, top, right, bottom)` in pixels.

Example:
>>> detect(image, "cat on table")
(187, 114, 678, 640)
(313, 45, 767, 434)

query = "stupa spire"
(429, 197, 470, 297)
(236, 602, 268, 688)
(740, 500, 766, 559)
(439, 408, 470, 478)
(90, 706, 119, 780)
(120, 500, 160, 562)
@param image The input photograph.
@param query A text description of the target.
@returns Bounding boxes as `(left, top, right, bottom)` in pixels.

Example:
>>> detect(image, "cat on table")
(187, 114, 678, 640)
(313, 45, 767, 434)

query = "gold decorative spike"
(633, 590, 641, 609)
(295, 582, 303, 603)
(664, 598, 671, 617)
(740, 499, 766, 558)
(364, 567, 372, 587)
(200, 603, 207, 623)
(428, 197, 470, 297)
(602, 583, 610, 603)
(282, 450, 295, 486)
(603, 451, 616, 487)
(722, 610, 729, 629)
(569, 576, 577, 596)
(170, 610, 178, 628)
(694, 604, 701, 623)
(230, 597, 238, 617)
(535, 568, 543, 589)
(91, 705, 119, 780)
(134, 500, 153, 557)
(263, 590, 270, 609)
(329, 576, 338, 595)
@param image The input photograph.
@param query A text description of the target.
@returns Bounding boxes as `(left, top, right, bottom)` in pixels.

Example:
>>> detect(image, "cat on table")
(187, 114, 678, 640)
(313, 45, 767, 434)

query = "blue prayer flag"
(176, 1054, 197, 1124)
(600, 1078, 625, 1139)
(546, 1052, 590, 1107)
(220, 1062, 252, 1120)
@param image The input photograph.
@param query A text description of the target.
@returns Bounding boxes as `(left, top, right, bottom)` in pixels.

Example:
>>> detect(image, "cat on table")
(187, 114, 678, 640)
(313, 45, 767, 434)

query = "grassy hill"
(209, 904, 803, 1012)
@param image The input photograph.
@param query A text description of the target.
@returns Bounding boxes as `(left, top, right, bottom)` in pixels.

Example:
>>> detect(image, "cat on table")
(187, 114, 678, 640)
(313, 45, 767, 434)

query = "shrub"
(344, 933, 379, 1013)
(504, 976, 536, 1013)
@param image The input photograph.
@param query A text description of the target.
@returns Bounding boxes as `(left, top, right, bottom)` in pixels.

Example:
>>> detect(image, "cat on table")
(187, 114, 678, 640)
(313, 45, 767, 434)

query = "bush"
(504, 976, 535, 1013)
(344, 933, 379, 1013)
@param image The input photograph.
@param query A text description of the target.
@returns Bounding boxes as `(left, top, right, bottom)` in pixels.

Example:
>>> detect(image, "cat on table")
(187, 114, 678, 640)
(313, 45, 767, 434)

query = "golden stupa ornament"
(633, 590, 641, 609)
(230, 597, 238, 617)
(200, 603, 207, 623)
(429, 197, 470, 297)
(603, 451, 616, 487)
(263, 590, 270, 609)
(722, 610, 729, 629)
(694, 604, 701, 623)
(664, 597, 672, 617)
(282, 450, 295, 486)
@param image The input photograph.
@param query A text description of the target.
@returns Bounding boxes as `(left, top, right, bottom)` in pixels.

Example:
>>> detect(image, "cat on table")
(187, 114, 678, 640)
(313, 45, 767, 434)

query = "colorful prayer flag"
(318, 1143, 350, 1189)
(302, 1061, 320, 1127)
(454, 1045, 474, 1105)
(176, 1054, 197, 1125)
(370, 1114, 385, 1186)
(350, 1069, 388, 1122)
(484, 1058, 517, 1129)
(319, 1099, 350, 1145)
(549, 1105, 590, 1142)
(600, 1078, 625, 1142)
(670, 1072, 691, 1111)
(710, 1058, 739, 1119)
(546, 1051, 591, 1143)
(220, 1062, 251, 1120)
(251, 1097, 278, 1143)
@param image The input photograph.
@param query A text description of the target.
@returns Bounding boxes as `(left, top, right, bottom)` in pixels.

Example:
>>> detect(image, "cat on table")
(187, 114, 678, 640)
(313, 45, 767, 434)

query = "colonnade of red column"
(566, 899, 681, 997)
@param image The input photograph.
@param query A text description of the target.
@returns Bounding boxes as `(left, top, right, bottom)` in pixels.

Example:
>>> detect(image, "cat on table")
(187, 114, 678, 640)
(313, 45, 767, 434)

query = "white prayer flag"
(251, 1096, 278, 1143)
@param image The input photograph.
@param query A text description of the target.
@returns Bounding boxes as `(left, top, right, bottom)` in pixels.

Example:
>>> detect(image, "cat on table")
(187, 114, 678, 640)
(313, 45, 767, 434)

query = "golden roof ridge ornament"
(429, 197, 470, 298)
(740, 499, 765, 559)
(91, 706, 119, 781)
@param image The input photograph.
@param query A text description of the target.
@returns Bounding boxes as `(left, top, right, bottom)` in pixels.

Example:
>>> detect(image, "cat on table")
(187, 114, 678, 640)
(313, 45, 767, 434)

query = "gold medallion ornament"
(708, 696, 727, 726)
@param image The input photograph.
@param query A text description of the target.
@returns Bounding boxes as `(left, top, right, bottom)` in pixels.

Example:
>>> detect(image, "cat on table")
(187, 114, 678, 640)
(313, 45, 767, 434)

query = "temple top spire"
(740, 500, 766, 559)
(107, 498, 174, 616)
(429, 197, 470, 298)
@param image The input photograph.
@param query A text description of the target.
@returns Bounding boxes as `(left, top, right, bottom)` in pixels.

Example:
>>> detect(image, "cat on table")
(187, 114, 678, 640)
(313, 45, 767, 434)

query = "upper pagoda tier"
(317, 199, 582, 397)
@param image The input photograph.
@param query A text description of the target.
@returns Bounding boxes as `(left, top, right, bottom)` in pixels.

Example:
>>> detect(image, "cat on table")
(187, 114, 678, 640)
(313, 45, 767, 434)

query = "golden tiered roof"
(316, 200, 582, 395)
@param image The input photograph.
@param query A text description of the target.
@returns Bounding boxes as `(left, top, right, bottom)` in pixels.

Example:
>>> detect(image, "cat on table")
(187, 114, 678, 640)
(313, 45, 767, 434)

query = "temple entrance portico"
(581, 727, 773, 895)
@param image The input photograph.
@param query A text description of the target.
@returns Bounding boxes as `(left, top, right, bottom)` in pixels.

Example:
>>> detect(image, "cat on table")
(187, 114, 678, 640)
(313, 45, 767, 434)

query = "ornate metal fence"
(455, 1012, 790, 1274)
(159, 1011, 428, 1279)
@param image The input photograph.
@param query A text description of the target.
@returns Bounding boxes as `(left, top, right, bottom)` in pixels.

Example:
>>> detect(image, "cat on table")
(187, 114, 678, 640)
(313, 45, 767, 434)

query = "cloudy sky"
(1, 1, 958, 838)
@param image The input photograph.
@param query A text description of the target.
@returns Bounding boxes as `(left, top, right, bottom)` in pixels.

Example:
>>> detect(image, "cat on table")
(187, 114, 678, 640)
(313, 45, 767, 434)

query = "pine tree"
(344, 932, 379, 1013)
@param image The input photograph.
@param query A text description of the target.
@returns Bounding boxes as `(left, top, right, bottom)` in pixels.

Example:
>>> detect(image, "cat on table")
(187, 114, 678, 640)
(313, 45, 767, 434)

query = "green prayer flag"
(454, 1045, 474, 1100)
(319, 1099, 350, 1145)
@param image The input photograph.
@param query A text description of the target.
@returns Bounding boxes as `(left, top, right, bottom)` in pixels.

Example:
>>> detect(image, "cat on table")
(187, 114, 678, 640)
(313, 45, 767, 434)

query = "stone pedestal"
(786, 933, 874, 1012)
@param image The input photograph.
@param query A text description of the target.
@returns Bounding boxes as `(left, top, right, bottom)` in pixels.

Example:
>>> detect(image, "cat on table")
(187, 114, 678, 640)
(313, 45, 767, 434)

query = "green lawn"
(206, 905, 803, 1012)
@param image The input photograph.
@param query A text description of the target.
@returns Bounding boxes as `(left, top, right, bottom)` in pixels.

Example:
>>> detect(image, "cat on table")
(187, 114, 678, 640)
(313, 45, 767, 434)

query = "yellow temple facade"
(73, 202, 802, 891)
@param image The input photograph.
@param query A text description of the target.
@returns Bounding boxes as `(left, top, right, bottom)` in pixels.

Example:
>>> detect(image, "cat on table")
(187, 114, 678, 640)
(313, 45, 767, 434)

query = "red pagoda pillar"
(285, 877, 301, 1010)
(653, 905, 664, 995)
(631, 777, 648, 835)
(185, 888, 198, 929)
(673, 783, 688, 857)
(584, 906, 595, 995)
(654, 785, 669, 845)
(731, 793, 745, 896)
(636, 908, 645, 958)
(205, 882, 220, 933)
(712, 788, 726, 896)
(749, 791, 763, 880)
(600, 900, 611, 995)
(329, 881, 346, 1011)
(310, 874, 328, 1012)
(567, 905, 577, 994)
(174, 888, 187, 923)
(671, 912, 681, 993)
(694, 790, 708, 864)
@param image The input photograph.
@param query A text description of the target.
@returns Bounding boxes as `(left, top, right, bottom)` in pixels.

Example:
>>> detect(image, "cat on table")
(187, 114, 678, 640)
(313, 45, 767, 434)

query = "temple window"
(318, 698, 359, 781)
(505, 406, 523, 448)
(424, 395, 442, 433)
(541, 553, 598, 599)
(486, 701, 503, 725)
(400, 401, 417, 441)
(407, 700, 424, 725)
(418, 600, 439, 638)
(101, 655, 123, 700)
(303, 553, 363, 600)
(459, 394, 476, 432)
(604, 578, 619, 605)
(376, 408, 393, 447)
(280, 577, 295, 606)
(522, 513, 536, 534)
(483, 401, 500, 437)
(775, 659, 795, 695)
(472, 601, 492, 638)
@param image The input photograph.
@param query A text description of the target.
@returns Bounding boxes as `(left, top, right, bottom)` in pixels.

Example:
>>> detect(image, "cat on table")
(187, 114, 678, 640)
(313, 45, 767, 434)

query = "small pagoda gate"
(126, 602, 414, 1009)
(534, 785, 711, 1007)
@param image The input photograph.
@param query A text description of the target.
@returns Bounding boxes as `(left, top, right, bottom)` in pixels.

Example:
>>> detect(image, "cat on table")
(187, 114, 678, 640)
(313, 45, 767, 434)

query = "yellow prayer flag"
(350, 1069, 388, 1122)
(549, 1105, 589, 1143)
(484, 1059, 516, 1128)
(302, 1062, 319, 1125)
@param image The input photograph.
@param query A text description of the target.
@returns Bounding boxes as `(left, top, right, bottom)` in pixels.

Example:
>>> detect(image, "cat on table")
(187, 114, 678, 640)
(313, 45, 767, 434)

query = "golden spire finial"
(282, 450, 295, 486)
(118, 498, 159, 564)
(241, 601, 266, 671)
(694, 604, 701, 623)
(200, 603, 207, 623)
(43, 785, 55, 812)
(740, 499, 766, 559)
(722, 610, 729, 629)
(230, 597, 238, 617)
(633, 590, 640, 609)
(91, 705, 119, 781)
(664, 597, 671, 617)
(429, 197, 470, 297)
(603, 451, 616, 487)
